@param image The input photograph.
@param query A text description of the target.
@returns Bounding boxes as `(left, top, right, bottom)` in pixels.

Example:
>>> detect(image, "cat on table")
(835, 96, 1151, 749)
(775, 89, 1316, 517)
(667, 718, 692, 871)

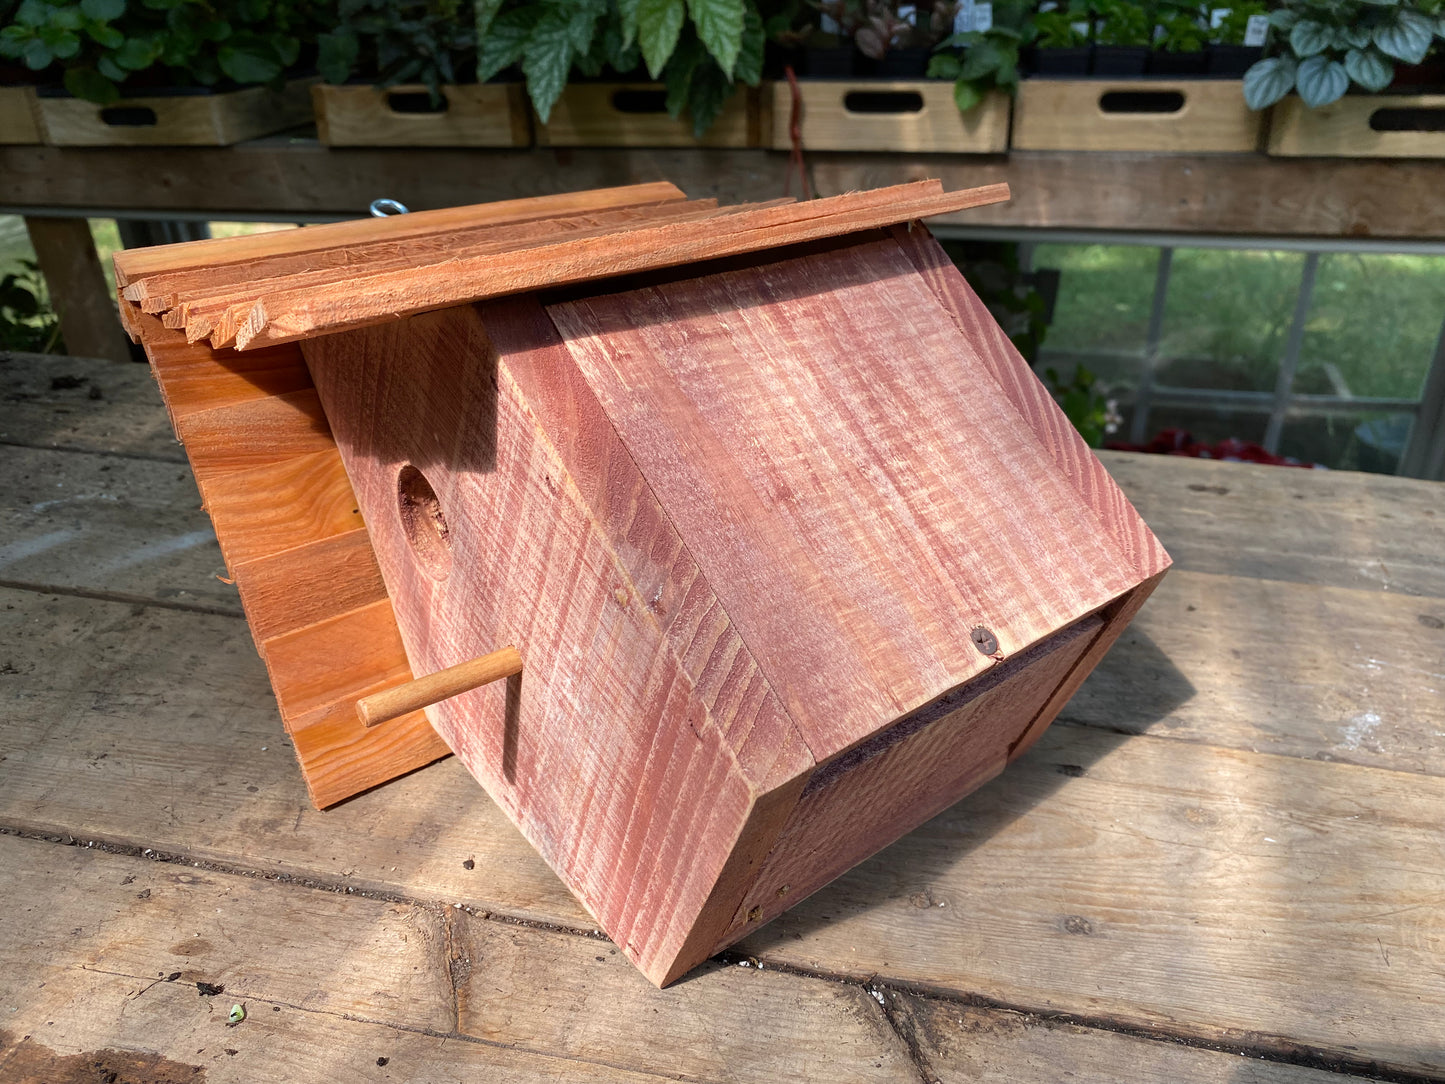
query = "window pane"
(1294, 253, 1445, 400)
(1156, 248, 1306, 393)
(1034, 242, 1159, 389)
(1280, 411, 1415, 473)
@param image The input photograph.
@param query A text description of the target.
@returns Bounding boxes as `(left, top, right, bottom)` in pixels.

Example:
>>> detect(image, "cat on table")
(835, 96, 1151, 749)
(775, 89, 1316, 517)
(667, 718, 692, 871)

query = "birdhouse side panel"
(302, 305, 772, 985)
(548, 237, 1146, 764)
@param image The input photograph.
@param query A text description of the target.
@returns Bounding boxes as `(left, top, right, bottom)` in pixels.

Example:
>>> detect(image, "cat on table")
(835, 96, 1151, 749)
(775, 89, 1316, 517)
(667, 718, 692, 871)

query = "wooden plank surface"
(313, 82, 531, 147)
(8, 143, 1445, 239)
(770, 81, 1010, 154)
(3, 348, 1444, 1079)
(0, 833, 920, 1084)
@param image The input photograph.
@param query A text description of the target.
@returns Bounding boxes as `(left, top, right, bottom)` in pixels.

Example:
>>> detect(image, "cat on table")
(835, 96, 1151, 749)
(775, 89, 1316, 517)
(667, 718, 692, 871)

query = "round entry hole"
(397, 464, 452, 580)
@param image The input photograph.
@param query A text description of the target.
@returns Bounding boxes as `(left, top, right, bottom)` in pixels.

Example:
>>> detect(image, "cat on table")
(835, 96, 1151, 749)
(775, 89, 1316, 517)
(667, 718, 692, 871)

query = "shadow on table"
(736, 627, 1195, 958)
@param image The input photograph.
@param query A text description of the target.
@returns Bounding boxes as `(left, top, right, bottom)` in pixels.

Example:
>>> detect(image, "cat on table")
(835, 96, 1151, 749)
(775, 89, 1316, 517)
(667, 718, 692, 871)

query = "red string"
(783, 65, 811, 201)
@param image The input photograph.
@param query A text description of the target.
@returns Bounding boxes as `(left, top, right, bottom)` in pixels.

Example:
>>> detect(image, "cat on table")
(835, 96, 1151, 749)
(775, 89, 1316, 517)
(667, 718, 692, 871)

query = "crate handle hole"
(386, 91, 449, 115)
(843, 90, 925, 114)
(611, 89, 669, 114)
(1098, 91, 1185, 114)
(99, 106, 158, 127)
(397, 464, 452, 580)
(1369, 107, 1445, 132)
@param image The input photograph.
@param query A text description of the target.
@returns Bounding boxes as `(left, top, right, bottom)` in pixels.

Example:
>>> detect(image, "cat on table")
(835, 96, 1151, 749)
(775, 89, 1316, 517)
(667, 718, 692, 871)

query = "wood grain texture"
(1268, 93, 1445, 158)
(313, 82, 531, 147)
(302, 304, 809, 985)
(771, 80, 1010, 153)
(538, 83, 760, 147)
(891, 997, 1379, 1083)
(1100, 450, 1445, 596)
(728, 617, 1102, 945)
(0, 85, 41, 144)
(34, 78, 314, 146)
(124, 198, 721, 313)
(550, 235, 1150, 759)
(131, 309, 449, 806)
(111, 181, 686, 286)
(0, 833, 922, 1084)
(25, 216, 131, 364)
(138, 180, 1010, 350)
(891, 225, 1170, 584)
(1012, 79, 1261, 152)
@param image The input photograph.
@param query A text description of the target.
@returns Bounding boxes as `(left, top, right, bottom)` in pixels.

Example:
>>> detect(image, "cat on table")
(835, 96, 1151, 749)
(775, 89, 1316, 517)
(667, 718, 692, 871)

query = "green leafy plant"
(1092, 0, 1152, 46)
(0, 260, 63, 354)
(475, 0, 766, 135)
(927, 0, 1034, 111)
(1042, 363, 1120, 448)
(318, 0, 475, 102)
(1244, 0, 1445, 109)
(0, 0, 313, 104)
(1033, 7, 1088, 47)
(1155, 0, 1208, 52)
(1212, 0, 1266, 44)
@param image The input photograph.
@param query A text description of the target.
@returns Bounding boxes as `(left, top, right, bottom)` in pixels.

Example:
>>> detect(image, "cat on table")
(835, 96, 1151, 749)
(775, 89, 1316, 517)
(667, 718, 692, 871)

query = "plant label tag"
(1243, 14, 1269, 45)
(1070, 20, 1090, 36)
(1210, 7, 1229, 29)
(820, 13, 842, 34)
(972, 4, 994, 33)
(954, 2, 973, 33)
(898, 4, 918, 25)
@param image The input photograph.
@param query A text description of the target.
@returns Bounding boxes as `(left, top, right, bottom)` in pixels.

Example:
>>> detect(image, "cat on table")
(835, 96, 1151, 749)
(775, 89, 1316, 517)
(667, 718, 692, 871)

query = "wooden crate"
(537, 82, 765, 147)
(769, 79, 1010, 153)
(1012, 78, 1260, 152)
(0, 85, 41, 144)
(115, 180, 1168, 989)
(313, 83, 530, 147)
(1267, 94, 1445, 158)
(35, 78, 314, 147)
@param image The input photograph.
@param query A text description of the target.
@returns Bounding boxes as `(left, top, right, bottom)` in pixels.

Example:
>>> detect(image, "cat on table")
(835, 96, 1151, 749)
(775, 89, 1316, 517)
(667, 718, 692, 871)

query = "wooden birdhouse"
(117, 180, 1169, 987)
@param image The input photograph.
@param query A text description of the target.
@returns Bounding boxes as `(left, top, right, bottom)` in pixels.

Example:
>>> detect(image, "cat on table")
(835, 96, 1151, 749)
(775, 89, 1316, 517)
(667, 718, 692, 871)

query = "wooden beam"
(6, 144, 1445, 238)
(24, 215, 131, 364)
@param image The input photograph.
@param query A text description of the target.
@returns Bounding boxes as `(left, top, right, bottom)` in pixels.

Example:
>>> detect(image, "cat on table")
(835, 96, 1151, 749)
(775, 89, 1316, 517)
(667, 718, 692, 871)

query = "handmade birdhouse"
(118, 180, 1169, 987)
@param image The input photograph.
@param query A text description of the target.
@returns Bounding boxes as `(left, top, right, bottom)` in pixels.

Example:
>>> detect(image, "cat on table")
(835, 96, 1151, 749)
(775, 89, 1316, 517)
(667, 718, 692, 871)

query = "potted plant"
(802, 0, 863, 76)
(0, 0, 318, 145)
(311, 0, 521, 147)
(1149, 0, 1209, 75)
(1031, 1, 1092, 73)
(1244, 0, 1445, 109)
(1256, 0, 1445, 156)
(855, 1, 932, 76)
(1091, 0, 1152, 75)
(1207, 1, 1268, 77)
(929, 0, 1032, 111)
(481, 0, 767, 146)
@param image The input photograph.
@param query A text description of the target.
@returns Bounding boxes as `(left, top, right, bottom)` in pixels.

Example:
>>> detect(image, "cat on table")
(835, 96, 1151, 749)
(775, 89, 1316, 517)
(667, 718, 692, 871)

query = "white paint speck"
(1338, 712, 1382, 752)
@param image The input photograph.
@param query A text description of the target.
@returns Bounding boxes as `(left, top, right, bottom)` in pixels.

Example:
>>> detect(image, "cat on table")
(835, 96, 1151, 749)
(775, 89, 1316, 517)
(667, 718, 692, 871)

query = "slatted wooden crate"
(0, 85, 41, 144)
(536, 82, 766, 147)
(35, 78, 314, 146)
(1267, 94, 1445, 158)
(312, 83, 531, 147)
(1012, 78, 1261, 152)
(115, 179, 1168, 987)
(769, 79, 1010, 153)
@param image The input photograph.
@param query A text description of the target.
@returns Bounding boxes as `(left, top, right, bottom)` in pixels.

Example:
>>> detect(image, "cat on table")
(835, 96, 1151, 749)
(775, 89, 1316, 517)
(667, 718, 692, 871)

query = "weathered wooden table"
(2, 348, 1442, 1082)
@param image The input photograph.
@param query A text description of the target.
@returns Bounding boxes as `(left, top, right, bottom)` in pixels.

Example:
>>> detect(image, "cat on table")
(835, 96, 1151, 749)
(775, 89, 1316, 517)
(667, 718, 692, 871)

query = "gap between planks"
(0, 823, 1407, 1084)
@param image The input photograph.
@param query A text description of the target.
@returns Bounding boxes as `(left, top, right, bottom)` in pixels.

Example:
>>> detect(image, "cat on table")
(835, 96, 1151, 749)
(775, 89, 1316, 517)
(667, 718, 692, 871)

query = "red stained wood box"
(118, 180, 1168, 986)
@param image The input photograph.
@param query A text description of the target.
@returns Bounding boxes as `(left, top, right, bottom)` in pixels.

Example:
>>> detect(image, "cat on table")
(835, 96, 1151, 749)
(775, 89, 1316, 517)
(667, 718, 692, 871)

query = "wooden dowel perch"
(356, 646, 522, 728)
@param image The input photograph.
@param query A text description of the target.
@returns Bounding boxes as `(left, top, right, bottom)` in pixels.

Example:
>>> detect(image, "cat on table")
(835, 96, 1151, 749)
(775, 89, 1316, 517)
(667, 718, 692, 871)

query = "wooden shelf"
(4, 141, 1445, 239)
